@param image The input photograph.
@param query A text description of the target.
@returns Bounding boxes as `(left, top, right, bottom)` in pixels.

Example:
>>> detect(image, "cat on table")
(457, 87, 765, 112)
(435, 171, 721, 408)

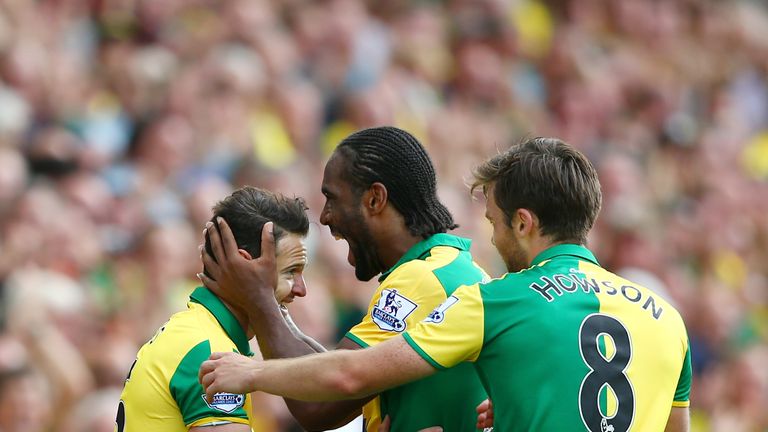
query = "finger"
(476, 398, 490, 413)
(418, 428, 443, 432)
(377, 415, 391, 432)
(476, 415, 489, 429)
(209, 352, 228, 361)
(201, 247, 222, 280)
(259, 221, 276, 264)
(199, 359, 215, 384)
(216, 217, 240, 259)
(205, 378, 218, 404)
(197, 272, 220, 291)
(206, 219, 227, 263)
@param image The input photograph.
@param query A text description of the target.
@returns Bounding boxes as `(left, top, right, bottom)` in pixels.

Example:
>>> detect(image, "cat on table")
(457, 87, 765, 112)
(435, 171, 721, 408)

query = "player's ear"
(364, 182, 388, 215)
(516, 209, 537, 236)
(238, 249, 253, 260)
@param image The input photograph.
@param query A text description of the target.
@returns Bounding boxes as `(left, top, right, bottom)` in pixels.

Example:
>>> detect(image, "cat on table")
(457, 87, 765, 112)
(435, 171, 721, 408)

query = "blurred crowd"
(0, 0, 767, 430)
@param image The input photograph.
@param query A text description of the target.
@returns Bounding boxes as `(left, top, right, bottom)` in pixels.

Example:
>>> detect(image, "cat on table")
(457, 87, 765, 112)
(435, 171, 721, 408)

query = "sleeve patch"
(202, 393, 246, 413)
(371, 289, 418, 332)
(423, 295, 459, 324)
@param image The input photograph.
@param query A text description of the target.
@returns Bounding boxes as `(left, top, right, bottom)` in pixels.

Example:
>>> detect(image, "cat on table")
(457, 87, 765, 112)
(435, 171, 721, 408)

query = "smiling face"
(273, 232, 308, 304)
(319, 152, 382, 281)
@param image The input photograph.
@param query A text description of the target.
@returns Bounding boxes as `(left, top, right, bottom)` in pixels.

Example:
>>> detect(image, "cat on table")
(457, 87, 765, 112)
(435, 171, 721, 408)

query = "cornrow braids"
(336, 126, 457, 238)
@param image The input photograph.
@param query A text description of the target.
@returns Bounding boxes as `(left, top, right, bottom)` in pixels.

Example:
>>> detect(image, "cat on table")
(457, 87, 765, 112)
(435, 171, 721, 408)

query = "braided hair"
(335, 126, 457, 238)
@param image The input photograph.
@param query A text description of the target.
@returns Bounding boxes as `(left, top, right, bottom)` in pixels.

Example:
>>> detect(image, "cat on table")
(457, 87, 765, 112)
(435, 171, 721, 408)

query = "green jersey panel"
(405, 244, 691, 432)
(116, 287, 254, 431)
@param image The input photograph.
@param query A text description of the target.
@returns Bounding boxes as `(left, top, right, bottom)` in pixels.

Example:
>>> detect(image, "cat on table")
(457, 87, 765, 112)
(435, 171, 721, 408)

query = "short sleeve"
(672, 343, 692, 407)
(346, 264, 446, 347)
(169, 340, 250, 427)
(402, 283, 485, 370)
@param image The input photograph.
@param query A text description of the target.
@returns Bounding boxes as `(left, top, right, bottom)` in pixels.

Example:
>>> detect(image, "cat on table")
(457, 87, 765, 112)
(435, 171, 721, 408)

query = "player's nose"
(292, 275, 307, 298)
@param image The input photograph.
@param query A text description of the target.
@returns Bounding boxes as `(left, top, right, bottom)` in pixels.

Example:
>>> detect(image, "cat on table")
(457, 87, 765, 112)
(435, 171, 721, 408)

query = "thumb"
(260, 222, 276, 263)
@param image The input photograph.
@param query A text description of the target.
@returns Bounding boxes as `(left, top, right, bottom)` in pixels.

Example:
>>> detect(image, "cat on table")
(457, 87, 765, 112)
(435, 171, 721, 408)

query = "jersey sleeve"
(672, 343, 692, 407)
(346, 263, 446, 347)
(402, 283, 484, 370)
(169, 340, 250, 427)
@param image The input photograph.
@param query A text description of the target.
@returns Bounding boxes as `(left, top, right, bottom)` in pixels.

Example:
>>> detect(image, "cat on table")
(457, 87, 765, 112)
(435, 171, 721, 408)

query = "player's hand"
(476, 398, 494, 429)
(198, 218, 278, 318)
(377, 415, 391, 432)
(199, 352, 258, 403)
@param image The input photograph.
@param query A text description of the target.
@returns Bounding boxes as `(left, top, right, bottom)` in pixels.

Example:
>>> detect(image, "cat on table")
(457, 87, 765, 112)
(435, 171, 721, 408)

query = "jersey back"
(404, 245, 691, 432)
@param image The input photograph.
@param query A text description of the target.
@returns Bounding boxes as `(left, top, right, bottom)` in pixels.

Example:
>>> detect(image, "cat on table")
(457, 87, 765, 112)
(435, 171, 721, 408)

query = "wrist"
(247, 358, 261, 392)
(247, 297, 282, 327)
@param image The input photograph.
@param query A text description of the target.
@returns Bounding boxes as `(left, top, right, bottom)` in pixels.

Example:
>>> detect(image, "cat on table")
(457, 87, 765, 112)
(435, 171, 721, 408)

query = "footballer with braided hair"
(335, 126, 457, 240)
(200, 126, 489, 431)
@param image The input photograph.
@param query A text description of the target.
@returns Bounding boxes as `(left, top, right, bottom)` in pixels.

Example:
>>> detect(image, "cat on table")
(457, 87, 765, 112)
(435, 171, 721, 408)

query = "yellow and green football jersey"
(404, 244, 691, 432)
(346, 234, 489, 432)
(116, 287, 255, 431)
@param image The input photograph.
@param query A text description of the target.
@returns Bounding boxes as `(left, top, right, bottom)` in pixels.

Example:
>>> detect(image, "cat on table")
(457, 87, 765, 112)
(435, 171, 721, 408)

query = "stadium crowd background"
(0, 0, 766, 430)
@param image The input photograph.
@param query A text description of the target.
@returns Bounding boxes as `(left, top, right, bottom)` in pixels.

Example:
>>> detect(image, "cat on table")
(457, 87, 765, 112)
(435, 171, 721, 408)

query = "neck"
(221, 301, 255, 339)
(526, 237, 573, 266)
(376, 228, 423, 271)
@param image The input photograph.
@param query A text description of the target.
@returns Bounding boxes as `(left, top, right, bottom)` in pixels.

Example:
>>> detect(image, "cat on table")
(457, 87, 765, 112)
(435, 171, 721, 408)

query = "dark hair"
(335, 126, 457, 238)
(471, 137, 602, 244)
(204, 186, 309, 274)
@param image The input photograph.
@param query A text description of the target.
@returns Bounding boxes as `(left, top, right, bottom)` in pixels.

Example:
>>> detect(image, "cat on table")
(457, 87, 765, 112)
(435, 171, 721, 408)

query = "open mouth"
(330, 228, 355, 266)
(330, 228, 345, 241)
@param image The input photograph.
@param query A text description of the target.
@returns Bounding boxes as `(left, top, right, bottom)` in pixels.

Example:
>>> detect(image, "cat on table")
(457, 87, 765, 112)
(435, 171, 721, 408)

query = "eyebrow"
(283, 261, 306, 272)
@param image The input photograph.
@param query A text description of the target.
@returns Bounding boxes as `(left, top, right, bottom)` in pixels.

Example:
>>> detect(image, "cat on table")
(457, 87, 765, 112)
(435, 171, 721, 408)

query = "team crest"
(371, 289, 417, 332)
(424, 295, 459, 324)
(202, 392, 245, 413)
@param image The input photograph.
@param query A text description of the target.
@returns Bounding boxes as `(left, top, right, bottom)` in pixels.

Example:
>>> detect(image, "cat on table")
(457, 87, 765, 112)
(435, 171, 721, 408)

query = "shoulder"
(384, 259, 440, 290)
(478, 265, 547, 294)
(148, 306, 236, 366)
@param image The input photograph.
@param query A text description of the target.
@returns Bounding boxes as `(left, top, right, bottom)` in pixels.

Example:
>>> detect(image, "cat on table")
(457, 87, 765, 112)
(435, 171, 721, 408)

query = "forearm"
(285, 398, 371, 431)
(249, 350, 382, 401)
(281, 307, 327, 353)
(249, 336, 434, 402)
(254, 306, 366, 429)
(249, 300, 317, 359)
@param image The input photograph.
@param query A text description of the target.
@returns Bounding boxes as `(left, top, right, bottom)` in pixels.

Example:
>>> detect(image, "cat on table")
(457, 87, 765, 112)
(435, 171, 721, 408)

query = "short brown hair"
(204, 187, 309, 275)
(471, 137, 602, 244)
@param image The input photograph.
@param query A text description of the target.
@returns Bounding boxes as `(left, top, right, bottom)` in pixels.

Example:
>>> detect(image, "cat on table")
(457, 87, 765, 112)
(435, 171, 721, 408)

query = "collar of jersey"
(189, 287, 253, 356)
(530, 244, 600, 267)
(378, 233, 472, 282)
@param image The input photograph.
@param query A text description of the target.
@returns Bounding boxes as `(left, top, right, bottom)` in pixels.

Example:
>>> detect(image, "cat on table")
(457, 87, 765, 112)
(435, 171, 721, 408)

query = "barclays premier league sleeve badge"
(371, 289, 418, 332)
(202, 393, 245, 413)
(423, 295, 459, 324)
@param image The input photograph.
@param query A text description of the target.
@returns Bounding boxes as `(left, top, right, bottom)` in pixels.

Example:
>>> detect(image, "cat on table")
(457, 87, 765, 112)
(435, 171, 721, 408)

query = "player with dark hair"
(334, 127, 457, 241)
(199, 137, 692, 432)
(199, 126, 489, 431)
(117, 186, 312, 431)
